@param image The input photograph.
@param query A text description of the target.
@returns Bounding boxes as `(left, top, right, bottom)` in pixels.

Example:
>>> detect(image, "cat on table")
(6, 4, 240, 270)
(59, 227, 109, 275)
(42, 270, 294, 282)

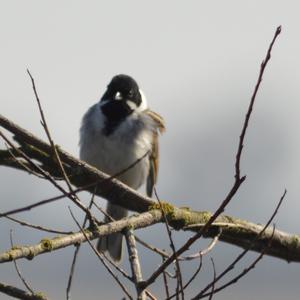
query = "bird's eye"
(128, 90, 134, 97)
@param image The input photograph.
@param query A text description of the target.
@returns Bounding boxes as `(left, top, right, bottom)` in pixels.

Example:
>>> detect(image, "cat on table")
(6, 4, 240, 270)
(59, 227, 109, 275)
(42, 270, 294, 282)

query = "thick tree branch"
(0, 209, 299, 264)
(0, 113, 154, 213)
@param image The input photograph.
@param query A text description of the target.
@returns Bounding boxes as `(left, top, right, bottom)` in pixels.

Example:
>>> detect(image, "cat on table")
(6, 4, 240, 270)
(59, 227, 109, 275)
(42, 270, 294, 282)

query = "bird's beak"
(114, 91, 123, 100)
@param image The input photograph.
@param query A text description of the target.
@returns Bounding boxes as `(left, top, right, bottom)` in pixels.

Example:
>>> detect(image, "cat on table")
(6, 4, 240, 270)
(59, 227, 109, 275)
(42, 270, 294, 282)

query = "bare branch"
(66, 192, 96, 300)
(1, 203, 299, 265)
(154, 187, 184, 299)
(137, 228, 220, 262)
(0, 113, 154, 213)
(5, 145, 45, 179)
(28, 70, 96, 226)
(208, 258, 216, 300)
(9, 230, 35, 295)
(162, 256, 171, 299)
(69, 208, 133, 300)
(0, 24, 288, 300)
(235, 25, 282, 180)
(198, 226, 276, 299)
(0, 281, 47, 300)
(166, 231, 220, 299)
(125, 228, 146, 300)
(6, 216, 72, 235)
(140, 25, 282, 290)
(183, 256, 203, 294)
(192, 189, 285, 299)
(0, 129, 94, 220)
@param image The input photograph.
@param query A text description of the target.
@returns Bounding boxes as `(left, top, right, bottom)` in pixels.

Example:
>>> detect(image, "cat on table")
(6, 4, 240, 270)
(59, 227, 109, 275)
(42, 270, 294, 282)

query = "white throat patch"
(138, 89, 148, 112)
(126, 89, 148, 112)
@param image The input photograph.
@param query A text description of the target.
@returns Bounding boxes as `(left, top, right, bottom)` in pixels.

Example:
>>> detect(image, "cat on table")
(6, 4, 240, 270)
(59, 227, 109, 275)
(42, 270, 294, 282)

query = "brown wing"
(145, 110, 165, 197)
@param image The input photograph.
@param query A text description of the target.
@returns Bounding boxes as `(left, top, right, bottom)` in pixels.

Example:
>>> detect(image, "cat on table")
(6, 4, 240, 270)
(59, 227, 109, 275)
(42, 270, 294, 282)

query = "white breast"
(79, 103, 155, 189)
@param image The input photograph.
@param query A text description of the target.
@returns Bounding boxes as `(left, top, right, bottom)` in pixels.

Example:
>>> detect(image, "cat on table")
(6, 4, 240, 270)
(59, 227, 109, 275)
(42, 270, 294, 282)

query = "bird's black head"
(100, 74, 144, 134)
(101, 74, 142, 116)
(106, 74, 141, 104)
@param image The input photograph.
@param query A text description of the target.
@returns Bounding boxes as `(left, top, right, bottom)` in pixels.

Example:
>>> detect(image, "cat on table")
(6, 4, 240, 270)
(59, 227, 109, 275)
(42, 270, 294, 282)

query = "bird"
(79, 74, 165, 262)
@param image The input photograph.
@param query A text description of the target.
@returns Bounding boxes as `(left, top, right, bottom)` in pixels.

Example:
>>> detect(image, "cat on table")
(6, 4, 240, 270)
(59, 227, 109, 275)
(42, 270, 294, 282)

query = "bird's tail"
(97, 203, 128, 262)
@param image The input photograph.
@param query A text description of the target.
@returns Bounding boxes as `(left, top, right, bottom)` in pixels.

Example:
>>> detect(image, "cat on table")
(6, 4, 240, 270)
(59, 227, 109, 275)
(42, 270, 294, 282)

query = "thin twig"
(135, 235, 170, 257)
(154, 187, 184, 300)
(183, 255, 203, 293)
(93, 201, 115, 221)
(140, 25, 282, 290)
(164, 270, 176, 279)
(10, 230, 35, 294)
(27, 69, 96, 226)
(192, 190, 285, 299)
(87, 227, 157, 299)
(162, 256, 171, 299)
(235, 26, 282, 180)
(0, 148, 151, 219)
(141, 176, 244, 288)
(5, 145, 45, 179)
(208, 259, 216, 300)
(165, 257, 203, 300)
(102, 252, 133, 281)
(68, 227, 157, 300)
(67, 201, 151, 298)
(0, 113, 155, 214)
(6, 216, 72, 235)
(136, 232, 220, 262)
(165, 233, 220, 300)
(199, 225, 276, 299)
(69, 208, 133, 300)
(68, 201, 153, 300)
(66, 191, 96, 300)
(0, 129, 93, 220)
(94, 198, 157, 297)
(2, 148, 149, 220)
(125, 228, 146, 300)
(181, 231, 221, 261)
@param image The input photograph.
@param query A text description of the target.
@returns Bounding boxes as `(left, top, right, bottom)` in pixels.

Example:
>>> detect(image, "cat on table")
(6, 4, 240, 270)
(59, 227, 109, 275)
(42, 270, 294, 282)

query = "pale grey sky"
(1, 1, 300, 299)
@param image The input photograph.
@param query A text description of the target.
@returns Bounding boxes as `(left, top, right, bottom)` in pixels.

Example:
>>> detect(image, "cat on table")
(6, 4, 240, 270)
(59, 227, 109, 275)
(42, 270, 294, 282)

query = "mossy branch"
(1, 209, 300, 264)
(1, 114, 300, 263)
